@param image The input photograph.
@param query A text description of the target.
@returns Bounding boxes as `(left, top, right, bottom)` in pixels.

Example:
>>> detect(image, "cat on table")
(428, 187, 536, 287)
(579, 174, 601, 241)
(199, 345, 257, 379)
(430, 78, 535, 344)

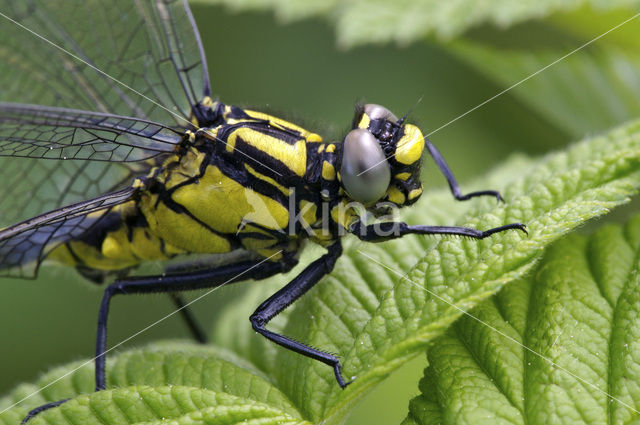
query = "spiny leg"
(21, 400, 69, 425)
(425, 140, 504, 202)
(169, 293, 208, 344)
(249, 241, 349, 387)
(94, 259, 296, 390)
(23, 257, 296, 423)
(350, 221, 527, 242)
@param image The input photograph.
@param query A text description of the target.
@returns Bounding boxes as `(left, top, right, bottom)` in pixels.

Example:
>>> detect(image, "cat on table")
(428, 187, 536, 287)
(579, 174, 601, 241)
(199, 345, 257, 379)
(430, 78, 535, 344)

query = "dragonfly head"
(338, 104, 425, 209)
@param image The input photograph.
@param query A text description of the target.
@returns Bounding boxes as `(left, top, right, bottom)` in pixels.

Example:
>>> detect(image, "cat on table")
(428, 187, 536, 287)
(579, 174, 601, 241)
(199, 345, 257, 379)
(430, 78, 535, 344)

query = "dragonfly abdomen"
(47, 200, 180, 276)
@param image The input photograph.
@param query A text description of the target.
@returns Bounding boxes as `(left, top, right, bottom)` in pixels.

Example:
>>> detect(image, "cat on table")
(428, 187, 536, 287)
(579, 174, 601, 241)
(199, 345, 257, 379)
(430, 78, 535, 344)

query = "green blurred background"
(2, 1, 640, 424)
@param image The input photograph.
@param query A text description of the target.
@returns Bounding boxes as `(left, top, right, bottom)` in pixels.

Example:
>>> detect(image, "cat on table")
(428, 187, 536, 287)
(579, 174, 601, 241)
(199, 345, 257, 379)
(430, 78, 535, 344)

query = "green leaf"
(404, 215, 640, 425)
(28, 386, 306, 425)
(193, 0, 640, 47)
(450, 11, 640, 138)
(213, 120, 640, 423)
(0, 343, 303, 425)
(4, 119, 640, 424)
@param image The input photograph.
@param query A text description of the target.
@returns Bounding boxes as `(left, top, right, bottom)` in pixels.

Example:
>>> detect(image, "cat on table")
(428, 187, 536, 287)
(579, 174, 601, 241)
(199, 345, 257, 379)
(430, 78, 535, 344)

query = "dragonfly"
(0, 0, 526, 421)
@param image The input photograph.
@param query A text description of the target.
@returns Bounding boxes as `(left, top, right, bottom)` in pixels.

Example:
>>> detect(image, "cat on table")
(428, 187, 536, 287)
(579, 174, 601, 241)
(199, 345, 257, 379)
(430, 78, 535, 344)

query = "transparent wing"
(0, 155, 138, 227)
(0, 104, 182, 227)
(0, 187, 136, 277)
(0, 0, 208, 225)
(0, 0, 210, 125)
(0, 103, 183, 161)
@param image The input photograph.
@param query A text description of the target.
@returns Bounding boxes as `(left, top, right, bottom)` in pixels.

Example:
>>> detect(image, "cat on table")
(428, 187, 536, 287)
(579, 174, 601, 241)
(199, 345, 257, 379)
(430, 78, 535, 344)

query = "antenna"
(397, 95, 424, 126)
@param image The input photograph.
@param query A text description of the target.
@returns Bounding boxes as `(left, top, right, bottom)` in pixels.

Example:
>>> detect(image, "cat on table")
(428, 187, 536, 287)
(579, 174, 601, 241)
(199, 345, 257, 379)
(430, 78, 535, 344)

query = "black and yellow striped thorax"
(49, 103, 360, 275)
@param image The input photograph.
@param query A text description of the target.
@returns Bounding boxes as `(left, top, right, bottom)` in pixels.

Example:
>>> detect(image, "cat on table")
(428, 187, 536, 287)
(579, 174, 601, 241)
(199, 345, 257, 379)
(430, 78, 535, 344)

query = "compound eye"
(363, 104, 398, 123)
(340, 128, 391, 204)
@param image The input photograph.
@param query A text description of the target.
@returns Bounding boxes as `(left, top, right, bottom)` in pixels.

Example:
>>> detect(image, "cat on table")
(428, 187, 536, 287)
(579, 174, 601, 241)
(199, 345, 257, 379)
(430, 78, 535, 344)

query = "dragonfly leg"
(425, 140, 504, 202)
(249, 241, 350, 388)
(169, 293, 208, 344)
(95, 258, 296, 391)
(350, 221, 527, 242)
(23, 257, 296, 423)
(21, 400, 69, 425)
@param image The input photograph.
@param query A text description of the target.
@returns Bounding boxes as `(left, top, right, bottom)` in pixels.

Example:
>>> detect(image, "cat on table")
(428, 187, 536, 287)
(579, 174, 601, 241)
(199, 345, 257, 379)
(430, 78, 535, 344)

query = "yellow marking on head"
(396, 172, 411, 181)
(244, 109, 322, 142)
(322, 160, 336, 181)
(325, 144, 336, 153)
(226, 128, 307, 177)
(395, 124, 424, 165)
(408, 187, 423, 200)
(386, 186, 405, 204)
(245, 164, 290, 195)
(358, 114, 371, 129)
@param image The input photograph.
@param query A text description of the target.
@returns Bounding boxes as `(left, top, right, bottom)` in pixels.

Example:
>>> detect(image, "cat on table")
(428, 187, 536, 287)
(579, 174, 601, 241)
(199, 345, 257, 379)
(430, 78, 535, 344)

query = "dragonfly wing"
(0, 103, 183, 162)
(0, 187, 136, 277)
(0, 0, 208, 224)
(0, 104, 182, 226)
(0, 0, 210, 126)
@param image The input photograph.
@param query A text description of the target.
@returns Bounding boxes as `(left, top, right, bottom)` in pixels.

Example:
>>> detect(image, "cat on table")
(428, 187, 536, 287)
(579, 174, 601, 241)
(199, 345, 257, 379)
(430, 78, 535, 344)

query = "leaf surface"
(403, 216, 640, 424)
(195, 0, 640, 47)
(4, 120, 640, 424)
